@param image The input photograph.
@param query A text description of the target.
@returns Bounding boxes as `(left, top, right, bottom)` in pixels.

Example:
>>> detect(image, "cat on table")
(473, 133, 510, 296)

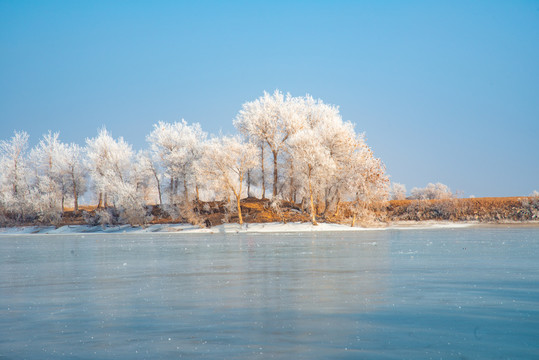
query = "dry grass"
(386, 196, 539, 222)
(62, 205, 97, 212)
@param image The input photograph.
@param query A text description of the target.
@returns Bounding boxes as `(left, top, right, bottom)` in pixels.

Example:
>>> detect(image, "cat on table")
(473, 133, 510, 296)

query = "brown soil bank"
(58, 198, 315, 228)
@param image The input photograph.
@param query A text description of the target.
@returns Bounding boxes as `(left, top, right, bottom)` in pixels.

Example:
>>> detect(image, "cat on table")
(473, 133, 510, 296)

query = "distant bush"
(83, 208, 120, 228)
(520, 195, 539, 221)
(410, 183, 453, 200)
(390, 183, 407, 200)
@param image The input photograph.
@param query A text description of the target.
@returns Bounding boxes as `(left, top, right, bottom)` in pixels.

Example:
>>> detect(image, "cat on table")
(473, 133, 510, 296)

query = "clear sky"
(1, 0, 538, 197)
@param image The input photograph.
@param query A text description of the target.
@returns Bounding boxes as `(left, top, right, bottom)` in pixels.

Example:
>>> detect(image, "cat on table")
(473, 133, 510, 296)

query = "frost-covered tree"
(30, 132, 63, 181)
(28, 131, 68, 222)
(61, 143, 88, 212)
(114, 179, 148, 226)
(410, 182, 452, 200)
(310, 106, 357, 215)
(287, 100, 342, 217)
(288, 128, 334, 225)
(135, 150, 162, 207)
(86, 128, 134, 208)
(147, 120, 207, 205)
(347, 146, 389, 225)
(198, 136, 257, 224)
(390, 183, 407, 200)
(0, 131, 32, 222)
(283, 94, 388, 224)
(234, 90, 305, 198)
(0, 131, 30, 198)
(86, 128, 150, 225)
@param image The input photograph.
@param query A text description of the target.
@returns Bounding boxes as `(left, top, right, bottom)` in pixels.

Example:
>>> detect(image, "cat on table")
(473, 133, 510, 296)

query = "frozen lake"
(1, 227, 538, 359)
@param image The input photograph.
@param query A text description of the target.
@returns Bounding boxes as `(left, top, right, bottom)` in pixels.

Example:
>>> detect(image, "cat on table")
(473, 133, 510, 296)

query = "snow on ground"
(0, 221, 475, 235)
(388, 220, 475, 230)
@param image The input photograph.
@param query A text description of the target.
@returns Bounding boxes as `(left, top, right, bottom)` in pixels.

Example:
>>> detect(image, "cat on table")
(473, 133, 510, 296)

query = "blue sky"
(1, 0, 538, 197)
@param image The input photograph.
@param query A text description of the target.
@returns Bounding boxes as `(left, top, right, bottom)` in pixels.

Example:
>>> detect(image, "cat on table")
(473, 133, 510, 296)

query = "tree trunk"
(323, 189, 330, 216)
(236, 195, 243, 225)
(289, 161, 294, 202)
(97, 192, 103, 209)
(272, 149, 278, 198)
(333, 197, 341, 217)
(183, 176, 188, 204)
(260, 144, 265, 199)
(152, 170, 162, 207)
(72, 172, 79, 212)
(195, 184, 199, 202)
(169, 178, 174, 205)
(247, 170, 251, 198)
(235, 172, 244, 225)
(157, 180, 162, 207)
(13, 160, 18, 195)
(308, 166, 317, 225)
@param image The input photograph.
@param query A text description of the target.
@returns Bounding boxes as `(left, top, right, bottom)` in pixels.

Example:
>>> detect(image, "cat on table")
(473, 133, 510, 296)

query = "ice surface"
(0, 227, 538, 359)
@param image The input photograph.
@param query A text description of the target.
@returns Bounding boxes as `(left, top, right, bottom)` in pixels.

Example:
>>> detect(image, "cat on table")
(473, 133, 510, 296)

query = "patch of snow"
(389, 221, 474, 230)
(218, 222, 370, 233)
(0, 221, 477, 235)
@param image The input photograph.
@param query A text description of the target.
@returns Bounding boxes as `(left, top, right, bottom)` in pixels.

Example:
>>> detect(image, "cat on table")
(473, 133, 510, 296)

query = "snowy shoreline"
(0, 221, 490, 235)
(1, 220, 537, 236)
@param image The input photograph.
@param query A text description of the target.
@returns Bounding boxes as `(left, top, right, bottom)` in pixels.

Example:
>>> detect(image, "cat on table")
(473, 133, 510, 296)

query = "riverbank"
(6, 220, 538, 236)
(1, 196, 538, 230)
(0, 222, 379, 235)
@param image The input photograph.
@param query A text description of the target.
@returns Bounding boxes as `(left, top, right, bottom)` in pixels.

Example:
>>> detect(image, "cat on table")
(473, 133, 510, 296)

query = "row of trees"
(0, 131, 87, 224)
(0, 90, 389, 226)
(390, 182, 453, 201)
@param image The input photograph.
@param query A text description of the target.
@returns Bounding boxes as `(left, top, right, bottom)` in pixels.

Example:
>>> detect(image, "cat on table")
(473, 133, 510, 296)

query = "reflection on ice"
(0, 228, 538, 359)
